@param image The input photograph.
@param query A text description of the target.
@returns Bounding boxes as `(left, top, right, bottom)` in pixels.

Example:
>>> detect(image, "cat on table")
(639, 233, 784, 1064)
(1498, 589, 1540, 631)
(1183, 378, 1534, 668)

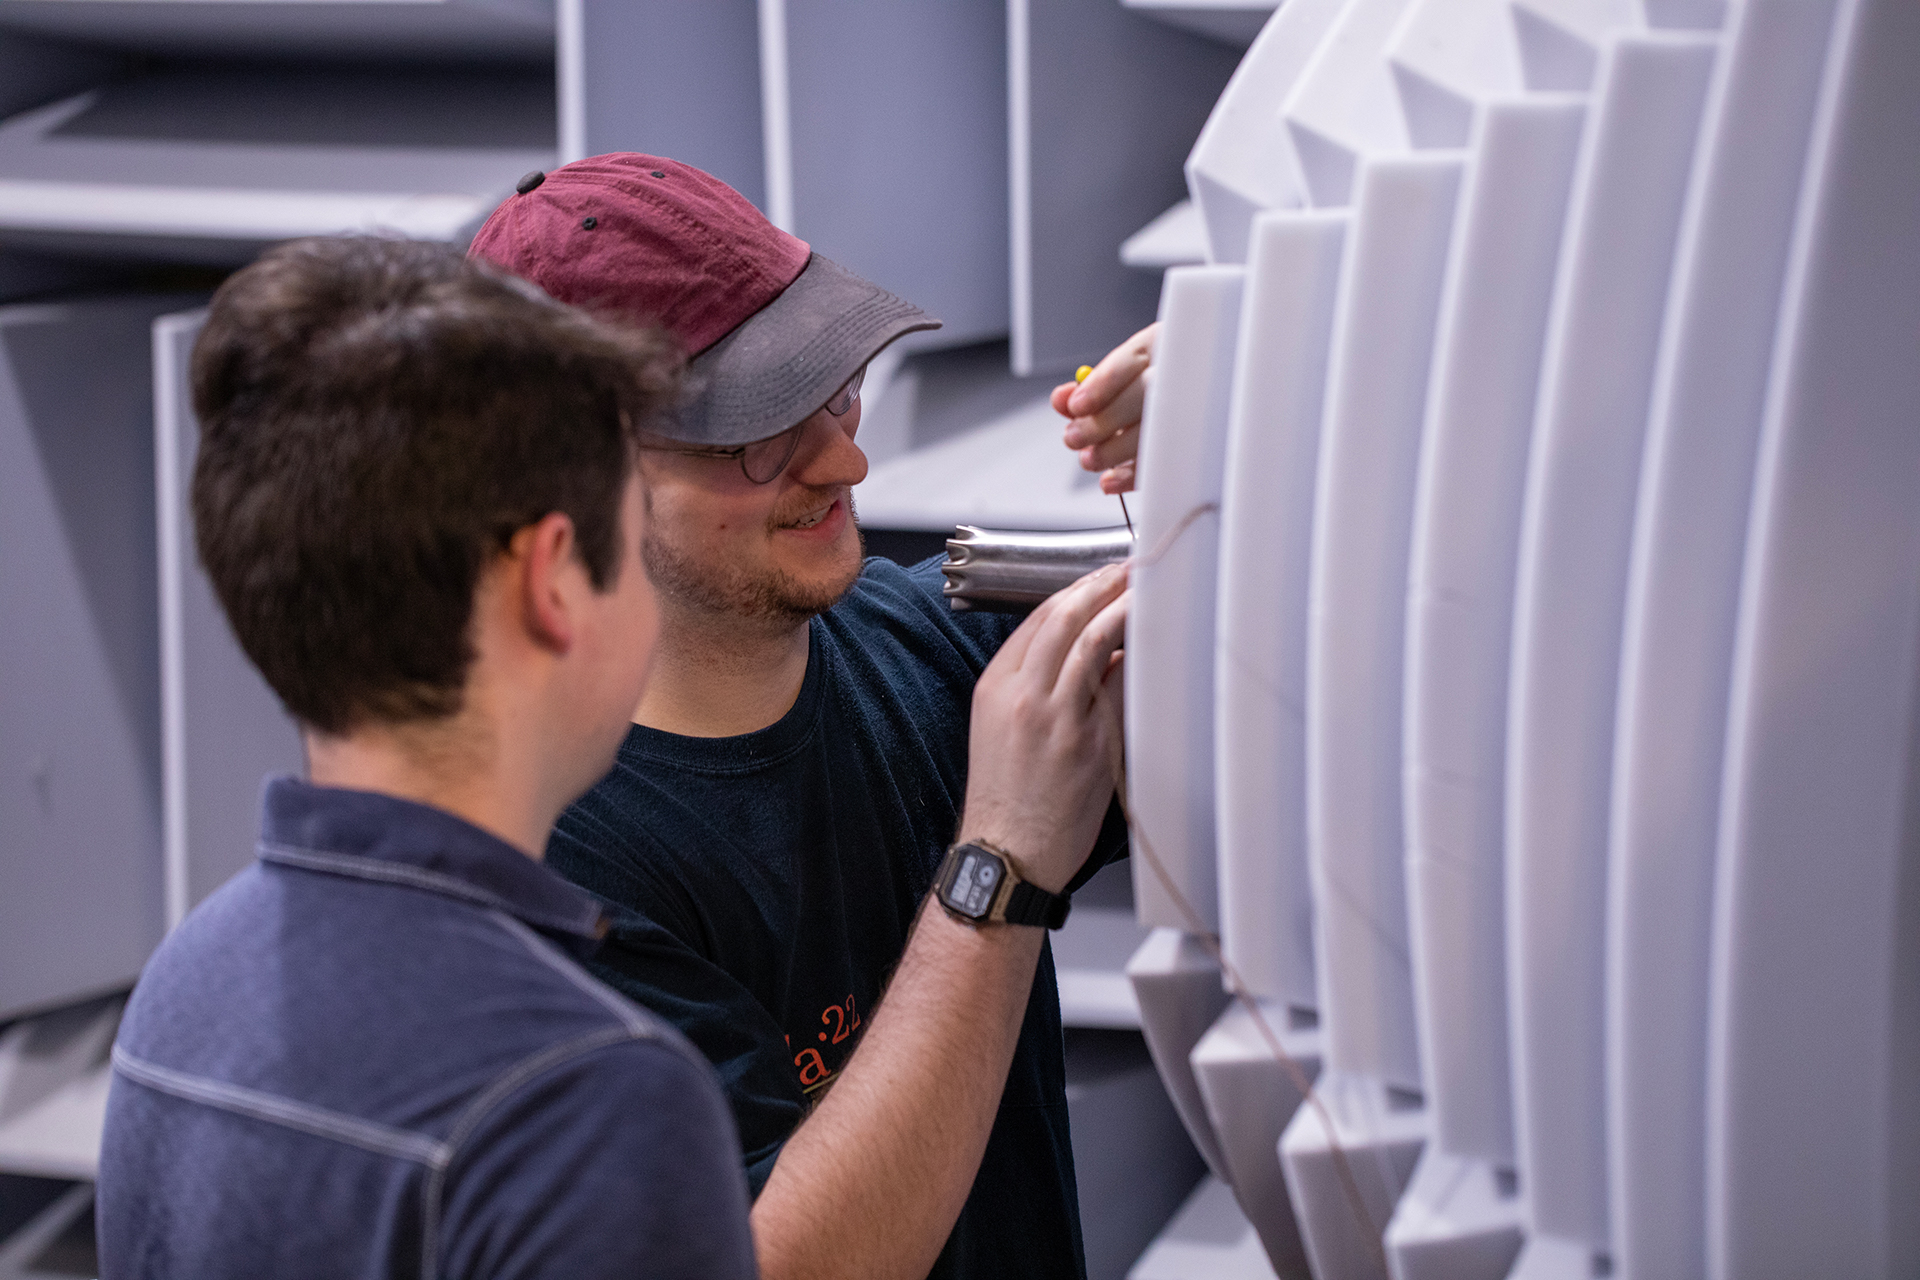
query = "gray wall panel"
(783, 0, 1008, 348)
(1013, 0, 1239, 374)
(0, 297, 179, 1019)
(571, 0, 765, 208)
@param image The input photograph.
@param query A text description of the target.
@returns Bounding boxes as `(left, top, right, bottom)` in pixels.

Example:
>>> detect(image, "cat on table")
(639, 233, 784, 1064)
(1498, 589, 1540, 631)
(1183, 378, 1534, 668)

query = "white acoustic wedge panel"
(1182, 0, 1343, 263)
(1307, 152, 1462, 1092)
(1707, 0, 1920, 1273)
(1119, 199, 1206, 270)
(1384, 1148, 1524, 1278)
(1128, 264, 1245, 933)
(1387, 0, 1594, 1215)
(1128, 929, 1232, 1182)
(1278, 1071, 1428, 1280)
(1191, 1001, 1322, 1276)
(1205, 211, 1342, 1280)
(1505, 28, 1720, 1258)
(1283, 0, 1417, 208)
(1214, 209, 1345, 1013)
(153, 310, 303, 927)
(1370, 18, 1595, 1280)
(1604, 1, 1840, 1276)
(1510, 0, 1643, 91)
(1403, 92, 1586, 1169)
(1383, 0, 1527, 149)
(1116, 1, 1919, 1273)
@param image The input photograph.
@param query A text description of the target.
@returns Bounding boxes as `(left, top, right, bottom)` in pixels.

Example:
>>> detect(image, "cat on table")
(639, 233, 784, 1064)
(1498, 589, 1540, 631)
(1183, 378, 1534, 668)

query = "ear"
(512, 511, 586, 655)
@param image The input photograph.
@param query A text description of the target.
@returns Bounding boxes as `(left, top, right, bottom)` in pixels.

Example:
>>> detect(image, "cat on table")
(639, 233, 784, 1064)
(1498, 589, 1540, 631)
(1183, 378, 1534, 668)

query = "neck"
(305, 710, 558, 859)
(632, 603, 812, 738)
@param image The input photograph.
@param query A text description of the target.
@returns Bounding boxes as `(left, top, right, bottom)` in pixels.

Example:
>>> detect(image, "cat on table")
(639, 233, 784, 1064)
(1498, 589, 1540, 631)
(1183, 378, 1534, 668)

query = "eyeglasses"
(646, 365, 865, 485)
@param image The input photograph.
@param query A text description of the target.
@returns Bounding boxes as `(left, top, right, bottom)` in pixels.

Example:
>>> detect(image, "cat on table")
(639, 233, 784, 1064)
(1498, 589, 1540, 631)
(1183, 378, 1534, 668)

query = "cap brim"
(668, 254, 941, 446)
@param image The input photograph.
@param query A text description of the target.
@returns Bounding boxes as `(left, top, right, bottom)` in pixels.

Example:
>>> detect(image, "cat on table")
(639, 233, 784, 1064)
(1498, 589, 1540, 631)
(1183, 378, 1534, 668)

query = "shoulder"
(546, 770, 709, 932)
(124, 863, 264, 983)
(826, 553, 1021, 676)
(461, 1024, 721, 1140)
(438, 1034, 756, 1280)
(113, 863, 303, 1061)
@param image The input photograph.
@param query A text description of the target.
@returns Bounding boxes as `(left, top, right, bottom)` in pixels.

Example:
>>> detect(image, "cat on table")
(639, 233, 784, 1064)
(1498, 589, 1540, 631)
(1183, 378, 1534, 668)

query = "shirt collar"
(255, 776, 607, 954)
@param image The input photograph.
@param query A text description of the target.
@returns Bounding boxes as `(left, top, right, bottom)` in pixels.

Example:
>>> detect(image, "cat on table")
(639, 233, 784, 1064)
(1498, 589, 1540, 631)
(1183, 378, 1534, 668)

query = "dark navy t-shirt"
(548, 555, 1126, 1280)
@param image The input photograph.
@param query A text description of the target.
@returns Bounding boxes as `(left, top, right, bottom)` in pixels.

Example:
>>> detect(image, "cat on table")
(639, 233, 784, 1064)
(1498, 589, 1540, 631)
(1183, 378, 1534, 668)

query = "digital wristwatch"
(933, 840, 1072, 930)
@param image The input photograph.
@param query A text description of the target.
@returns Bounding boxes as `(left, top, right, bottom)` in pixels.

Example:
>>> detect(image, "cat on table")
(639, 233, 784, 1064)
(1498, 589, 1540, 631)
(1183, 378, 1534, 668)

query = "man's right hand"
(956, 562, 1130, 893)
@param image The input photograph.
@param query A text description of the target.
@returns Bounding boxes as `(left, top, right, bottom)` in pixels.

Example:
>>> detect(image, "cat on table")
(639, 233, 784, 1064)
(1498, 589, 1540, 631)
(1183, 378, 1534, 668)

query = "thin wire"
(1111, 499, 1389, 1272)
(1118, 492, 1136, 541)
(1135, 501, 1219, 568)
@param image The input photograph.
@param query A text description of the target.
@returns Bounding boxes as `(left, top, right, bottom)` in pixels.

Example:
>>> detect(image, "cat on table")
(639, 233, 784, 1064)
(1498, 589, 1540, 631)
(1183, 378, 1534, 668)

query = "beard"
(642, 487, 866, 625)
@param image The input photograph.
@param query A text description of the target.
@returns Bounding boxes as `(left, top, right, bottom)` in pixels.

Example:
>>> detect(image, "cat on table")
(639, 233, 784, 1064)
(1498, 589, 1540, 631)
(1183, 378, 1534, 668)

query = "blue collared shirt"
(97, 778, 757, 1280)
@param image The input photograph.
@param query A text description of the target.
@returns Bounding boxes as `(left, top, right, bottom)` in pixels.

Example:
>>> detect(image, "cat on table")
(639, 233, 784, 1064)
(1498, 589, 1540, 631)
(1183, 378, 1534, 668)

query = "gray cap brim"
(669, 253, 941, 447)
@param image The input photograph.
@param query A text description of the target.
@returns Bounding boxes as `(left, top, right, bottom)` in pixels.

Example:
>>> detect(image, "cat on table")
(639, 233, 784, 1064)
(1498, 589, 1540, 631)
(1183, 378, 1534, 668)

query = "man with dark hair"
(95, 236, 744, 1279)
(469, 156, 1141, 1280)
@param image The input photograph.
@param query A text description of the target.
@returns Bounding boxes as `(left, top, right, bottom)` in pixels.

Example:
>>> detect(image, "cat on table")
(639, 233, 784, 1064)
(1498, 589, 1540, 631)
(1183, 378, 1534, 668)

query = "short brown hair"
(192, 236, 679, 735)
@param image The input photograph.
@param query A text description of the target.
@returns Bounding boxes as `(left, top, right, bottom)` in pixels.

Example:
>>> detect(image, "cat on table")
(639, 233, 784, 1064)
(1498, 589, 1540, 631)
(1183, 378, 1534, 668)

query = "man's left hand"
(1050, 322, 1156, 495)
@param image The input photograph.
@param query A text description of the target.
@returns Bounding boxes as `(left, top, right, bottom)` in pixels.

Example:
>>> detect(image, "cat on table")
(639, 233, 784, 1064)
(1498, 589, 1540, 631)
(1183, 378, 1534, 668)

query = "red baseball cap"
(469, 153, 940, 447)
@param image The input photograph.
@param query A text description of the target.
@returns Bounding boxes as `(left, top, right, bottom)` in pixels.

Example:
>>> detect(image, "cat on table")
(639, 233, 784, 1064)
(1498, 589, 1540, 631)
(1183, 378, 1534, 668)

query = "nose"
(788, 400, 868, 488)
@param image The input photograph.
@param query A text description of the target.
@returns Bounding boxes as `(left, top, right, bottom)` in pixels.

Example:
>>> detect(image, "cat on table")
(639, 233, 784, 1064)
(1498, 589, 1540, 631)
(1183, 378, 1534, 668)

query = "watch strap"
(1002, 878, 1072, 930)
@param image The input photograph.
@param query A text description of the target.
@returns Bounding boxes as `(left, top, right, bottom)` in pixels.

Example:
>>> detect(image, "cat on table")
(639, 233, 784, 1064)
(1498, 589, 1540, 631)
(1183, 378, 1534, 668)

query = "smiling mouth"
(786, 500, 836, 531)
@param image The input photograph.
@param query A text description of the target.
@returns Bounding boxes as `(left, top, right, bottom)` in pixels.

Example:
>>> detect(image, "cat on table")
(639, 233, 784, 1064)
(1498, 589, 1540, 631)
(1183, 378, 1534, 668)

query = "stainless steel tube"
(940, 525, 1134, 612)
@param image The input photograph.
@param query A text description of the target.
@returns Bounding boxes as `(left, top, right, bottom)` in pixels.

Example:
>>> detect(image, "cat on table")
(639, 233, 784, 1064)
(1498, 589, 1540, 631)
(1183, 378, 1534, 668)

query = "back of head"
(191, 236, 680, 736)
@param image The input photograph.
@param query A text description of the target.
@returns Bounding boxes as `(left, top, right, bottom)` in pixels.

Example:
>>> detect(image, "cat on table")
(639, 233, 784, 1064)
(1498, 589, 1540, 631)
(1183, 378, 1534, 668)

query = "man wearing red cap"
(471, 154, 1145, 1280)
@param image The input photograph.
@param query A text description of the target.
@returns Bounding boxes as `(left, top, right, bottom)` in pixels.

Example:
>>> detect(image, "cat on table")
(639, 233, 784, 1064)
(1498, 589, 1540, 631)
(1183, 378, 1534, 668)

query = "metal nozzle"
(941, 524, 1134, 613)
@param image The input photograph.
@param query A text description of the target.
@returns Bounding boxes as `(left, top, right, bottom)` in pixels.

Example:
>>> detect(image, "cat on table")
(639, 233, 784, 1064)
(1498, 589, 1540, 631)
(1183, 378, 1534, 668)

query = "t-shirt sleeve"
(546, 805, 807, 1196)
(573, 900, 809, 1195)
(435, 1037, 758, 1280)
(893, 553, 1025, 664)
(1073, 798, 1132, 888)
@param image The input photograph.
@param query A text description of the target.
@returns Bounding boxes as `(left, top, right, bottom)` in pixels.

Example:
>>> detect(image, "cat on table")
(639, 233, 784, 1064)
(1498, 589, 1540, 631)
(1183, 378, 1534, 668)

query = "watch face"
(948, 848, 1004, 918)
